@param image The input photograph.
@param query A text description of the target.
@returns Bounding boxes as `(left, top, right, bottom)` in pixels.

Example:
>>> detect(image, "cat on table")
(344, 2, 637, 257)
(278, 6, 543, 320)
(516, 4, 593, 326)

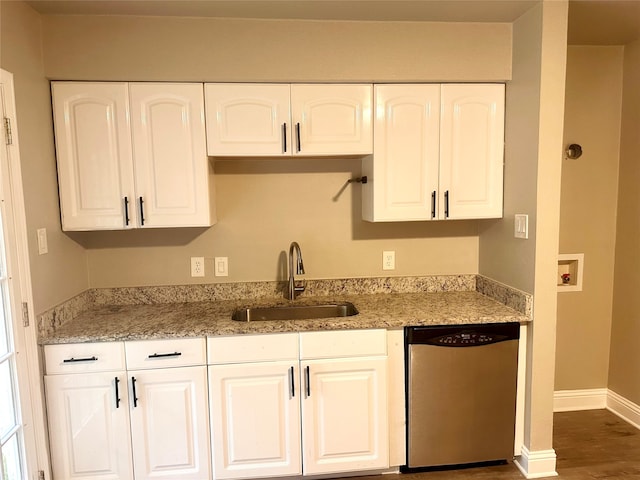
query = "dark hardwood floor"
(337, 409, 640, 479)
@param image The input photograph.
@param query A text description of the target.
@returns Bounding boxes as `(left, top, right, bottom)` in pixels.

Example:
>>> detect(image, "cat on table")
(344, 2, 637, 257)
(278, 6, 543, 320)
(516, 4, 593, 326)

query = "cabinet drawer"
(208, 333, 299, 364)
(300, 329, 387, 360)
(44, 342, 125, 374)
(125, 338, 206, 370)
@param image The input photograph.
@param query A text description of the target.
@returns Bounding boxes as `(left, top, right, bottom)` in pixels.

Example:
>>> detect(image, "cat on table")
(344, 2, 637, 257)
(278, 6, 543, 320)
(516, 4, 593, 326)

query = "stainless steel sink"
(232, 302, 359, 322)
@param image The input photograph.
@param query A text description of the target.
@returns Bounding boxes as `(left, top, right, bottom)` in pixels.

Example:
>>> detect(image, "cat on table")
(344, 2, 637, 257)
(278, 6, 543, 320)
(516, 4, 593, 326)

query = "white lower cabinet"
(301, 357, 388, 475)
(207, 330, 389, 479)
(44, 339, 210, 480)
(45, 371, 134, 480)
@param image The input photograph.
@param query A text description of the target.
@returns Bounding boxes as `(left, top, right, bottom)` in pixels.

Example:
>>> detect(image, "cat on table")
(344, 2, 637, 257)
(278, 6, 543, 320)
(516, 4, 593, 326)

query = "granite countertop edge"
(40, 290, 530, 345)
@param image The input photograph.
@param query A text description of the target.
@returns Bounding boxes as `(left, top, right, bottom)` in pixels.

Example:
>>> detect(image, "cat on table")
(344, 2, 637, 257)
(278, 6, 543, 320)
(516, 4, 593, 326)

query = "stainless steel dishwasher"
(402, 322, 520, 471)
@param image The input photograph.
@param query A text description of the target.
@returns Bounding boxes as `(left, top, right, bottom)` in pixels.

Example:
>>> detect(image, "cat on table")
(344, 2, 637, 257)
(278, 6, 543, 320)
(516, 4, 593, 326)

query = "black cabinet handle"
(296, 123, 301, 152)
(131, 376, 139, 408)
(114, 377, 121, 409)
(147, 352, 181, 359)
(290, 366, 295, 398)
(444, 190, 450, 218)
(431, 191, 436, 219)
(283, 123, 287, 153)
(124, 197, 130, 226)
(63, 356, 98, 363)
(305, 365, 310, 397)
(139, 197, 145, 226)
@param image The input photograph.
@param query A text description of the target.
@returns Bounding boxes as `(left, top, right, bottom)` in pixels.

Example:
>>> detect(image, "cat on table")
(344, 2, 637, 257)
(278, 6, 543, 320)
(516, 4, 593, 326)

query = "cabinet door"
(45, 372, 133, 480)
(209, 362, 302, 479)
(205, 84, 292, 156)
(363, 85, 441, 221)
(128, 366, 210, 480)
(130, 83, 212, 228)
(291, 84, 373, 156)
(440, 84, 505, 219)
(52, 82, 136, 231)
(301, 357, 388, 475)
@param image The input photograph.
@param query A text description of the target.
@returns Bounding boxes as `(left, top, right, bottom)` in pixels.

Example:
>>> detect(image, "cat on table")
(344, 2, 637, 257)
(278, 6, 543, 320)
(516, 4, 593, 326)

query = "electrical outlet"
(191, 257, 205, 277)
(383, 251, 395, 270)
(214, 257, 228, 277)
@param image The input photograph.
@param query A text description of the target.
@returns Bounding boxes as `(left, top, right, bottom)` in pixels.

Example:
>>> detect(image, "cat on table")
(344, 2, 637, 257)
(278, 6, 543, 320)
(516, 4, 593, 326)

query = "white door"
(128, 366, 210, 480)
(209, 362, 302, 479)
(44, 372, 133, 480)
(301, 357, 388, 475)
(130, 83, 212, 228)
(1, 70, 47, 480)
(205, 83, 292, 156)
(439, 84, 505, 219)
(52, 82, 136, 230)
(364, 84, 441, 221)
(291, 84, 373, 156)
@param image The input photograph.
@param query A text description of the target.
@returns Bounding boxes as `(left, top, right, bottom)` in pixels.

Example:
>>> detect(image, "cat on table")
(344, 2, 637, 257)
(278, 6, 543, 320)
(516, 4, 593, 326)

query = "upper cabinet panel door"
(52, 82, 136, 231)
(364, 85, 441, 222)
(440, 84, 505, 219)
(291, 84, 373, 156)
(130, 83, 212, 228)
(205, 84, 291, 156)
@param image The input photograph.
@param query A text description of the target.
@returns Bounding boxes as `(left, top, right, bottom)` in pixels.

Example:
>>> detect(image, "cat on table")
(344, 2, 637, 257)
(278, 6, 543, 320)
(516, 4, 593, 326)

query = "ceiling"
(25, 0, 640, 45)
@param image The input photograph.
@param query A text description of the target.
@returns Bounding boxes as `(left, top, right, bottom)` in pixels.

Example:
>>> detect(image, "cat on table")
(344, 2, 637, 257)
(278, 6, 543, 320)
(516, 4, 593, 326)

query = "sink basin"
(232, 302, 359, 322)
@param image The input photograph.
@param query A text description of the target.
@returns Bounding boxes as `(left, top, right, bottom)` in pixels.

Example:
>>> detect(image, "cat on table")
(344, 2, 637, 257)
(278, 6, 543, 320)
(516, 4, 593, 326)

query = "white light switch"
(37, 228, 48, 255)
(215, 257, 228, 277)
(514, 214, 529, 239)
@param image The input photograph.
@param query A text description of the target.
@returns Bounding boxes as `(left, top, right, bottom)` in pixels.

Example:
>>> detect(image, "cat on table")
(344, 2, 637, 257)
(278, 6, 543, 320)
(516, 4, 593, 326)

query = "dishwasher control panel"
(433, 332, 507, 345)
(405, 323, 520, 347)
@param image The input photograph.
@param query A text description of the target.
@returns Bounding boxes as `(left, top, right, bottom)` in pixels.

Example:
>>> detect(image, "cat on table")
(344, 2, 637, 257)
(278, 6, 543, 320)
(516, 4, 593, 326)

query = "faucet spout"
(288, 242, 306, 300)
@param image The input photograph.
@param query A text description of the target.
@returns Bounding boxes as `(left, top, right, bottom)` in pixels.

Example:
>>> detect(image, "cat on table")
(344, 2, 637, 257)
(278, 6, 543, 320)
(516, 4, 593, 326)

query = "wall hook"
(565, 144, 583, 160)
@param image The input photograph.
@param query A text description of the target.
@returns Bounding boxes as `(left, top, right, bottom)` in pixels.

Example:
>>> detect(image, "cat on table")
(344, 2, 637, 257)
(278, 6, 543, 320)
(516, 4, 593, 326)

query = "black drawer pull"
(431, 190, 436, 219)
(305, 365, 311, 397)
(444, 190, 450, 218)
(139, 197, 145, 226)
(63, 356, 98, 363)
(147, 352, 182, 359)
(283, 123, 287, 153)
(296, 123, 301, 152)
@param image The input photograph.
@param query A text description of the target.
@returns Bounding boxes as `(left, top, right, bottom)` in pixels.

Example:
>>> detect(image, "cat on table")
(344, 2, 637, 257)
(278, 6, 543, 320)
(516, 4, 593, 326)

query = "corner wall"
(0, 1, 89, 313)
(609, 38, 640, 406)
(556, 46, 623, 392)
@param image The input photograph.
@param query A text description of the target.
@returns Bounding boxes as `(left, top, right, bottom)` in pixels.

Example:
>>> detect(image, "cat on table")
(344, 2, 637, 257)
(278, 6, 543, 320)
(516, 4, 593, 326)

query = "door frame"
(1, 68, 50, 480)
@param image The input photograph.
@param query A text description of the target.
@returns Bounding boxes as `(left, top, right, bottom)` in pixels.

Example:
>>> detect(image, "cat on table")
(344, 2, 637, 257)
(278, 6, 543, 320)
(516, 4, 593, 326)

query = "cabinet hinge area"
(37, 471, 45, 480)
(3, 117, 13, 145)
(22, 302, 29, 327)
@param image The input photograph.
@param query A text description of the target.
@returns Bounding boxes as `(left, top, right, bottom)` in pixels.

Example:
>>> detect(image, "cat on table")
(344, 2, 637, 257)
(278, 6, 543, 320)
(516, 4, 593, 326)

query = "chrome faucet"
(287, 241, 306, 300)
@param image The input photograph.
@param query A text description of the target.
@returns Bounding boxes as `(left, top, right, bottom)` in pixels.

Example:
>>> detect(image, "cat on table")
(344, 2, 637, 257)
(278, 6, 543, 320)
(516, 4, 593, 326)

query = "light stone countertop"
(41, 290, 529, 344)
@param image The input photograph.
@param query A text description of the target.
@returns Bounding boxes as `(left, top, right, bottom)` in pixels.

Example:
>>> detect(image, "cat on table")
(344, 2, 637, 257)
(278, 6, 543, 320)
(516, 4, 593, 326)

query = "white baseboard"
(514, 446, 558, 479)
(553, 389, 608, 412)
(607, 390, 640, 430)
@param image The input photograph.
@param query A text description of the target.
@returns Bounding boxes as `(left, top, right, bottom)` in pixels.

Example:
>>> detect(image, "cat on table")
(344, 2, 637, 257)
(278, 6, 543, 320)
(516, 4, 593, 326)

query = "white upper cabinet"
(204, 83, 373, 157)
(52, 82, 213, 231)
(363, 83, 504, 222)
(291, 84, 373, 156)
(440, 84, 505, 219)
(52, 82, 136, 231)
(205, 84, 291, 156)
(363, 84, 441, 222)
(130, 83, 212, 228)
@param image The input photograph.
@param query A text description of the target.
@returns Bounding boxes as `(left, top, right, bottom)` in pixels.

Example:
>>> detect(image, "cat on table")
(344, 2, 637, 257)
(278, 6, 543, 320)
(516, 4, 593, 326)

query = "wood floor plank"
(334, 410, 640, 479)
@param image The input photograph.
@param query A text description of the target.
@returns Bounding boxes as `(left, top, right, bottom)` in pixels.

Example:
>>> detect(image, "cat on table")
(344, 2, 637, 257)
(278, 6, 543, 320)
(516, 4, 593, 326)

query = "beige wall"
(0, 1, 89, 313)
(609, 38, 640, 405)
(39, 15, 514, 288)
(479, 0, 568, 455)
(555, 46, 623, 391)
